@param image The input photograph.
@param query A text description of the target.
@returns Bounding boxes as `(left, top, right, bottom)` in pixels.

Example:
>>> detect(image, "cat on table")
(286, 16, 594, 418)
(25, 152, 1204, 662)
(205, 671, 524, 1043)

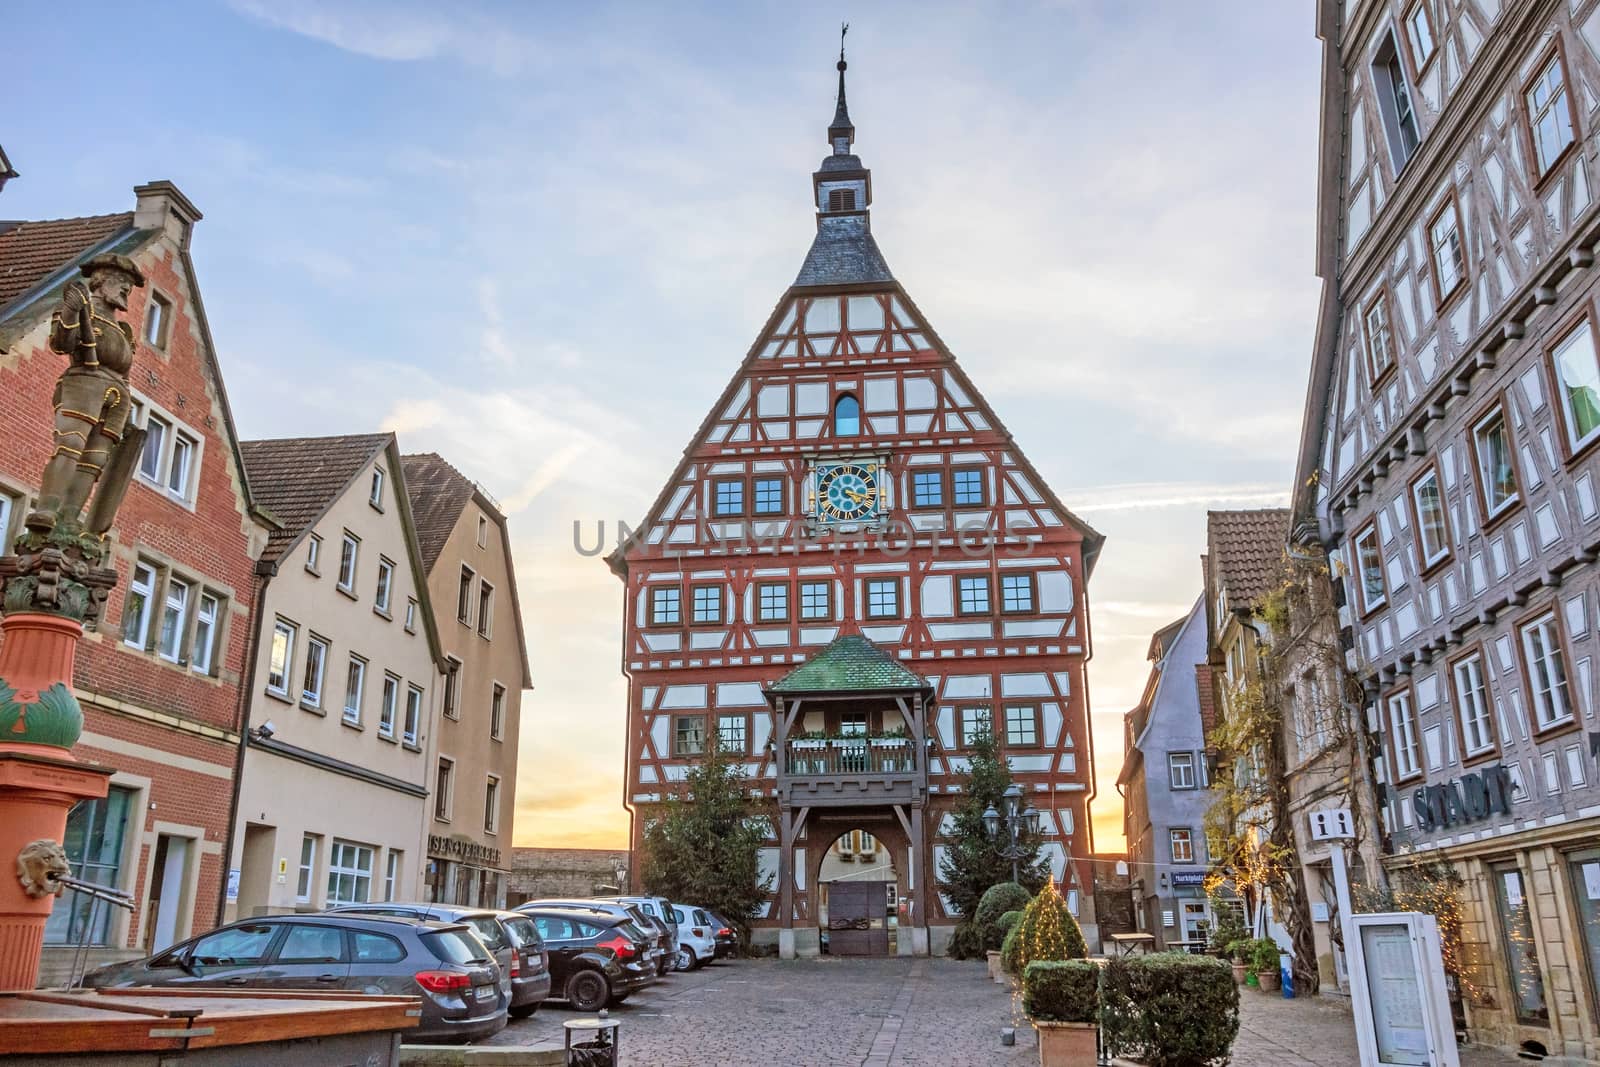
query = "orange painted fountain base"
(0, 613, 112, 991)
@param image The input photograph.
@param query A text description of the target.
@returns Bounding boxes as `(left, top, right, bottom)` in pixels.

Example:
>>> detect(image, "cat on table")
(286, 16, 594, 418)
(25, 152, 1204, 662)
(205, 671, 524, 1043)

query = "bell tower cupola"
(813, 26, 872, 219)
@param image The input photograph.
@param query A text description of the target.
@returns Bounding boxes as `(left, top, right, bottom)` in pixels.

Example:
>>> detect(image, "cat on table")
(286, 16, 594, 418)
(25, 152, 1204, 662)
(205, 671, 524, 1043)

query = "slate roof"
(401, 452, 478, 571)
(794, 214, 894, 288)
(0, 212, 134, 314)
(1207, 508, 1291, 608)
(768, 634, 930, 693)
(241, 434, 392, 562)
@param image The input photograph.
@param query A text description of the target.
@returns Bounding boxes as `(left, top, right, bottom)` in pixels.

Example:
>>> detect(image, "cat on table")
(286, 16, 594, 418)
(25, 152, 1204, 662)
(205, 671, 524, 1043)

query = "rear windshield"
(695, 909, 712, 926)
(504, 916, 543, 950)
(636, 901, 658, 917)
(423, 928, 493, 965)
(616, 920, 650, 942)
(465, 916, 508, 952)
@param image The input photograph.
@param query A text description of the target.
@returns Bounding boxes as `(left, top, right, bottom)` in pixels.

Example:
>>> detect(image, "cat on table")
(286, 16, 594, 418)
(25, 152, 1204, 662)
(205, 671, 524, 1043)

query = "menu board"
(1361, 923, 1429, 1066)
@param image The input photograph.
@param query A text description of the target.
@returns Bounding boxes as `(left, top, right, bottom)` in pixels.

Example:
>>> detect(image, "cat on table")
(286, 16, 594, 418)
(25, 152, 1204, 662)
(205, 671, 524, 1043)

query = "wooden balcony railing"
(782, 738, 919, 777)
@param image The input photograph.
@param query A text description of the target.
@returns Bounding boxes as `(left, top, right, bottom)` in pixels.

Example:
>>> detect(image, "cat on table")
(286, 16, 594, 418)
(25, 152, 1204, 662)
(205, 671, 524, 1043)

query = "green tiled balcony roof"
(768, 634, 931, 693)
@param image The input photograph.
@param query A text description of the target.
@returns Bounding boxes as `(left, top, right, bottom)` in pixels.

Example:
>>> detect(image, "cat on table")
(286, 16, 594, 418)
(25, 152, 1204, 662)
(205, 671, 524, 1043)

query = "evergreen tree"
(938, 730, 1047, 957)
(639, 741, 773, 941)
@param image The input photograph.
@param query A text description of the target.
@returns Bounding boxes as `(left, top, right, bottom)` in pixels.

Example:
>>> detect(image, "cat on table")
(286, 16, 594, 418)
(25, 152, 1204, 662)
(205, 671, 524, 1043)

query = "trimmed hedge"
(1100, 953, 1239, 1067)
(974, 882, 1033, 950)
(996, 910, 1023, 937)
(1022, 959, 1098, 1024)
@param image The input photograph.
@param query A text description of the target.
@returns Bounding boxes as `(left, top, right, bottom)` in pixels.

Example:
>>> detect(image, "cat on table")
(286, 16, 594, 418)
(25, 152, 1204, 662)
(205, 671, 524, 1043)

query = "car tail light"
(597, 935, 636, 960)
(717, 927, 731, 937)
(692, 928, 705, 937)
(509, 953, 520, 977)
(414, 970, 471, 993)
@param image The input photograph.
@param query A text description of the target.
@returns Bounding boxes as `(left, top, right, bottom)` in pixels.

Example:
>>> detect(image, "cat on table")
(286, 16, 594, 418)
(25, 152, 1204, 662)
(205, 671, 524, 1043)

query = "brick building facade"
(0, 182, 270, 980)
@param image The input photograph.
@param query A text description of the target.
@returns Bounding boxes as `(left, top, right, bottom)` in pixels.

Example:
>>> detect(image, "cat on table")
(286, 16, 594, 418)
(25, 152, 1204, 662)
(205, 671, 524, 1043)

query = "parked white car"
(668, 903, 719, 971)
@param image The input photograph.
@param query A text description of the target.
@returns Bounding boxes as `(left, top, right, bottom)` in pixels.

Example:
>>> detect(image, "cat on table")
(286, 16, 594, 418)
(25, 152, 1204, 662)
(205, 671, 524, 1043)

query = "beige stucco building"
(228, 434, 447, 919)
(404, 452, 531, 908)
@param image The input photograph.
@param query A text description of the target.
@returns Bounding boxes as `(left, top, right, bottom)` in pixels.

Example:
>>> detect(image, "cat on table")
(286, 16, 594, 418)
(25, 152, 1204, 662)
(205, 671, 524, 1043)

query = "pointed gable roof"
(241, 433, 392, 563)
(1206, 508, 1291, 610)
(768, 634, 931, 694)
(400, 452, 478, 570)
(0, 212, 135, 314)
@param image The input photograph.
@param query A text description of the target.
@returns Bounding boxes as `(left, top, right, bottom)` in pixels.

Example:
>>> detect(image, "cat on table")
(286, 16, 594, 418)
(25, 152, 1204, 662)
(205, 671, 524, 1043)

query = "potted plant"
(1227, 940, 1247, 986)
(1024, 960, 1099, 1066)
(1249, 939, 1280, 993)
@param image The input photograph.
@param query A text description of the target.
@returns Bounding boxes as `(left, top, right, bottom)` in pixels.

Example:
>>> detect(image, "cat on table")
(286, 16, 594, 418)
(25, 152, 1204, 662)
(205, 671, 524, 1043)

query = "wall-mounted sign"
(1410, 764, 1512, 832)
(428, 834, 503, 869)
(1309, 808, 1355, 841)
(1171, 870, 1206, 888)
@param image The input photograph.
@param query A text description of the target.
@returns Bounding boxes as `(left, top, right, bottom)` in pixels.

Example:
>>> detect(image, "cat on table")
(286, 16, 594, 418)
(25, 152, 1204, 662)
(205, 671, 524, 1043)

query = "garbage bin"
(564, 1012, 621, 1067)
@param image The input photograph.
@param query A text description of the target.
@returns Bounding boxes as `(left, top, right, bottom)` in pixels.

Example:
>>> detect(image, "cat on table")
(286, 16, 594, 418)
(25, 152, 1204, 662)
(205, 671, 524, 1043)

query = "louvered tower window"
(828, 188, 856, 211)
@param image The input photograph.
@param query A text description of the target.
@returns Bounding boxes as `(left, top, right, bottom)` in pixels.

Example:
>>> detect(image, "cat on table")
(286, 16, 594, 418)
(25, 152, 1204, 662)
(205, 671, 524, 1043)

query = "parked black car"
(327, 902, 550, 1018)
(81, 913, 506, 1042)
(523, 898, 672, 976)
(520, 906, 659, 1012)
(706, 911, 738, 959)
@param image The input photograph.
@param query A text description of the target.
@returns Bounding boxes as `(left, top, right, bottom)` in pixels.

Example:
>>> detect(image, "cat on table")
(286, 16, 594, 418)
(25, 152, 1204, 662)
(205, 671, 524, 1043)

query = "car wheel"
(508, 1003, 538, 1019)
(565, 969, 610, 1013)
(675, 945, 697, 972)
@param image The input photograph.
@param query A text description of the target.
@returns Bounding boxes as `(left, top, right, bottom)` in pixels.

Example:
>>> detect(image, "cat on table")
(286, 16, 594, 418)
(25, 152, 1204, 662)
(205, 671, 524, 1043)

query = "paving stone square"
(490, 957, 1523, 1066)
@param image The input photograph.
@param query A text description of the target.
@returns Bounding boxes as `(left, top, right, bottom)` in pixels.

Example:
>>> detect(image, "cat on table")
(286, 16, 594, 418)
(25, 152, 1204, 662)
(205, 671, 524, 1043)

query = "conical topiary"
(1002, 876, 1087, 976)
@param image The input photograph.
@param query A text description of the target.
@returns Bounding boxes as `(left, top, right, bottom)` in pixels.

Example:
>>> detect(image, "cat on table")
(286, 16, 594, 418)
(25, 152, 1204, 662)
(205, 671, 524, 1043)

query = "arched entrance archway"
(810, 820, 906, 956)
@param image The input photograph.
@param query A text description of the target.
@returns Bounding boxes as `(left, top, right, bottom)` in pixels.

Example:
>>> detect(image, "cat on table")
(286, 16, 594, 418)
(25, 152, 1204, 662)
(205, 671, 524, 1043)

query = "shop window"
(1491, 863, 1549, 1023)
(43, 786, 135, 945)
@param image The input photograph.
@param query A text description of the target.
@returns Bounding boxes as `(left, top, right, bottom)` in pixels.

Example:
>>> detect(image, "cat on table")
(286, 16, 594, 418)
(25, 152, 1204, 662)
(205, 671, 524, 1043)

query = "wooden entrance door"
(828, 881, 888, 956)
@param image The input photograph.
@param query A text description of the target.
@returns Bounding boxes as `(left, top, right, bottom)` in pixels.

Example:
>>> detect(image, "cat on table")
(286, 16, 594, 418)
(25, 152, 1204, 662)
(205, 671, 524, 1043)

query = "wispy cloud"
(227, 0, 546, 73)
(1063, 482, 1292, 514)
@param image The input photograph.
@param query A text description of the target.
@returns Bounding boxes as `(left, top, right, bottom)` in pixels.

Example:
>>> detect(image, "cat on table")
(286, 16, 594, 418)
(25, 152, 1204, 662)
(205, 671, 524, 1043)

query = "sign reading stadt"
(1410, 764, 1513, 833)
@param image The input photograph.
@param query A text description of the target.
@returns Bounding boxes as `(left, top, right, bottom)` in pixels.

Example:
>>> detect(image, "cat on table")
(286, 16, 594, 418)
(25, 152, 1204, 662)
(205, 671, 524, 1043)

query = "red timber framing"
(611, 59, 1103, 957)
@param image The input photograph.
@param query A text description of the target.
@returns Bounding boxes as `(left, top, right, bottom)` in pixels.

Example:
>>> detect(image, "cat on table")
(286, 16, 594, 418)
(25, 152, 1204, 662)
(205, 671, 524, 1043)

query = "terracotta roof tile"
(769, 634, 929, 693)
(241, 434, 392, 562)
(0, 212, 134, 313)
(400, 453, 478, 571)
(1206, 508, 1290, 608)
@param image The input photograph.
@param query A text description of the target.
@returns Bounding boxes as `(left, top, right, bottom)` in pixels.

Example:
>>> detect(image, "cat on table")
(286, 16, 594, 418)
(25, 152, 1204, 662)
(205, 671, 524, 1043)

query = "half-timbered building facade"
(612, 59, 1102, 957)
(1295, 0, 1600, 1057)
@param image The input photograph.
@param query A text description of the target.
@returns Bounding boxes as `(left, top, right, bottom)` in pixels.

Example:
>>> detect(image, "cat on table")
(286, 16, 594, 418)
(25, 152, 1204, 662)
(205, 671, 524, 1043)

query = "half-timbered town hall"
(611, 56, 1102, 958)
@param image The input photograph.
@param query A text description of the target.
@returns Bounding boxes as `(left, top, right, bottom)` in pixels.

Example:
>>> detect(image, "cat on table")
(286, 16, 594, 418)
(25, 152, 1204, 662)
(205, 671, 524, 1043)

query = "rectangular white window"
(302, 634, 328, 708)
(1429, 201, 1465, 300)
(305, 533, 321, 574)
(326, 840, 374, 905)
(435, 758, 454, 821)
(191, 592, 219, 675)
(1411, 467, 1449, 567)
(491, 683, 506, 741)
(1168, 752, 1196, 789)
(1170, 829, 1195, 863)
(1551, 320, 1600, 453)
(477, 579, 493, 637)
(1354, 525, 1386, 613)
(157, 577, 190, 663)
(296, 835, 318, 902)
(1452, 653, 1494, 757)
(477, 514, 489, 547)
(960, 706, 992, 746)
(344, 655, 366, 725)
(443, 658, 461, 719)
(1526, 53, 1575, 175)
(1474, 408, 1519, 518)
(123, 562, 156, 649)
(369, 468, 385, 510)
(717, 713, 747, 753)
(404, 598, 417, 633)
(139, 415, 168, 482)
(167, 432, 195, 497)
(1521, 611, 1574, 729)
(484, 776, 500, 834)
(338, 533, 359, 593)
(958, 576, 990, 614)
(1388, 690, 1422, 780)
(458, 565, 475, 623)
(1363, 295, 1395, 384)
(267, 619, 296, 696)
(1405, 2, 1435, 69)
(144, 291, 171, 347)
(1375, 38, 1420, 168)
(404, 684, 423, 746)
(384, 851, 401, 902)
(375, 558, 394, 614)
(379, 674, 399, 738)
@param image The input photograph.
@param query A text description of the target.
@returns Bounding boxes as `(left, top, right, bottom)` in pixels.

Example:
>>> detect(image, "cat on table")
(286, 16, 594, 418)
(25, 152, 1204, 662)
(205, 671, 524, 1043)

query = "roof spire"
(829, 22, 854, 153)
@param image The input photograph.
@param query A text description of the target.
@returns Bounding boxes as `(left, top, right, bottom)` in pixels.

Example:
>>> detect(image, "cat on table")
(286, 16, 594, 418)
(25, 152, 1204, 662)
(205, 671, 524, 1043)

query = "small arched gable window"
(834, 394, 861, 436)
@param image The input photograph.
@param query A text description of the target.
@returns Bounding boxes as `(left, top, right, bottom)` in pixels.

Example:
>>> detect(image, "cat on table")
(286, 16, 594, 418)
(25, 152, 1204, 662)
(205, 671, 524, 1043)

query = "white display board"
(1349, 912, 1458, 1067)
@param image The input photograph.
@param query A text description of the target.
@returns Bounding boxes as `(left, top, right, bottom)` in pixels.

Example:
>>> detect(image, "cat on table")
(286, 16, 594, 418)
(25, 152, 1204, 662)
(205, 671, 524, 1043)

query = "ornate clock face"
(815, 462, 881, 522)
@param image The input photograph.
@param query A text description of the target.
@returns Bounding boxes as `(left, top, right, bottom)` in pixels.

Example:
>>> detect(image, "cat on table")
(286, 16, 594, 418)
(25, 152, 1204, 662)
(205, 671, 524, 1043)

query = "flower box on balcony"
(869, 737, 910, 748)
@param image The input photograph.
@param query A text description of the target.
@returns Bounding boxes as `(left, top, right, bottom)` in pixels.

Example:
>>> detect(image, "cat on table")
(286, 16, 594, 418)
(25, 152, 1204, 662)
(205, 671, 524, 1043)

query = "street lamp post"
(981, 783, 1041, 884)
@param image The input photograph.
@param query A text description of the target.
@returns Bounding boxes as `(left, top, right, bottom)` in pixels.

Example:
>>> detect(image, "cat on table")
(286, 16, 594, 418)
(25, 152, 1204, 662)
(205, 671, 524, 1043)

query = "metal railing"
(783, 738, 918, 776)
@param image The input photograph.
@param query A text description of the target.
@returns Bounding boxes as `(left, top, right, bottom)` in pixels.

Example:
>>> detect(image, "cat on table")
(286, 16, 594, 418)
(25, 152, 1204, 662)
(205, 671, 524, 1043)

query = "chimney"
(133, 180, 202, 249)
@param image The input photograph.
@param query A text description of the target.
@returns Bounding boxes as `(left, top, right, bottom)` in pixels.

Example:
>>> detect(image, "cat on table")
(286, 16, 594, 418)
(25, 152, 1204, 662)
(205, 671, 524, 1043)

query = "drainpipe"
(215, 557, 275, 924)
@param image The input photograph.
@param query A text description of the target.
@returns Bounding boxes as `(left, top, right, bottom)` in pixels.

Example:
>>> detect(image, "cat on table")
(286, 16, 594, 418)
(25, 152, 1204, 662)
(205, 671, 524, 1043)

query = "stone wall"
(505, 847, 629, 906)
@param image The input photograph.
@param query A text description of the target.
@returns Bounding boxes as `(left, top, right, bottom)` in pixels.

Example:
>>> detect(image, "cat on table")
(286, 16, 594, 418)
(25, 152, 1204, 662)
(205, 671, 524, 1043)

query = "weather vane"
(840, 21, 849, 63)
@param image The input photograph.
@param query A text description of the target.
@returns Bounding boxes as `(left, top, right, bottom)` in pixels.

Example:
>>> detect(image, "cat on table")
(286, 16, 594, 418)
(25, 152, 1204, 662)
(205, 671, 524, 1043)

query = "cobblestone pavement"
(488, 957, 1523, 1066)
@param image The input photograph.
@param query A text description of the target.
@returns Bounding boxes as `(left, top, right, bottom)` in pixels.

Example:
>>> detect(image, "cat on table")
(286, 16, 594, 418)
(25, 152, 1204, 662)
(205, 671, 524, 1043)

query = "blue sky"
(6, 0, 1321, 848)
